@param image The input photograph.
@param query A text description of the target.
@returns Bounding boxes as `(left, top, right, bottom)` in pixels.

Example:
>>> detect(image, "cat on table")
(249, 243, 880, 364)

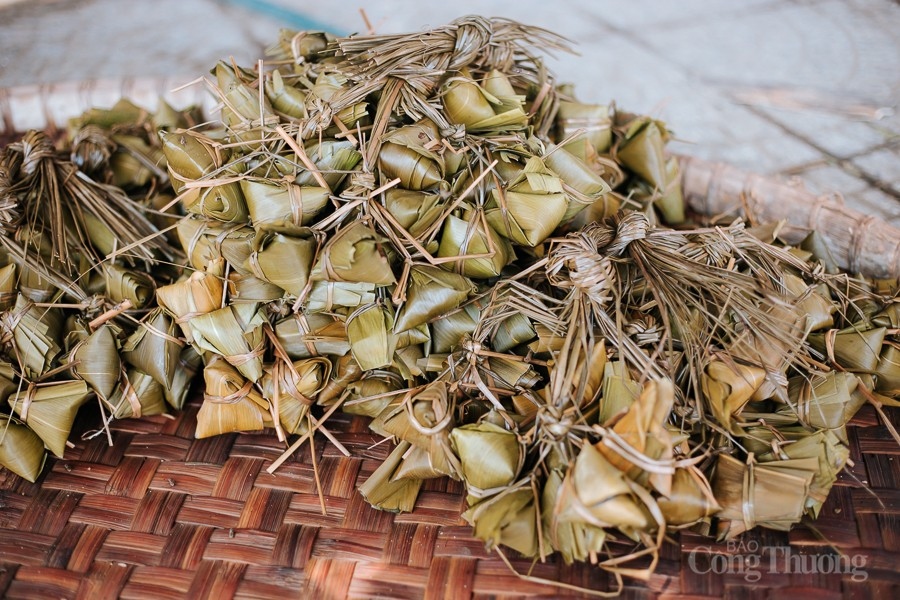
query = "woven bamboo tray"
(1, 79, 899, 600)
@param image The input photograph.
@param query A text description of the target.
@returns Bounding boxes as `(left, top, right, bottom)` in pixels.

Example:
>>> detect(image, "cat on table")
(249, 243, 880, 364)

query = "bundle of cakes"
(0, 16, 897, 584)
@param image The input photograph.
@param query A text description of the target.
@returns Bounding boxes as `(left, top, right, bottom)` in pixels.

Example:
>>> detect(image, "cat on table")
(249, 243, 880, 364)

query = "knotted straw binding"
(223, 338, 266, 369)
(204, 379, 254, 405)
(117, 368, 144, 419)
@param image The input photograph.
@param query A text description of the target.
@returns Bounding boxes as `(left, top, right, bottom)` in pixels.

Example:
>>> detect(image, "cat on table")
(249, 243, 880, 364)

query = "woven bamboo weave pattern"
(1, 395, 897, 599)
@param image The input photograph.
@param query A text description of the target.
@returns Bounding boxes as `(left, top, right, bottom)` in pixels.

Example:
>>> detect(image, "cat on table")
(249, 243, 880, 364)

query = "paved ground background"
(1, 0, 898, 222)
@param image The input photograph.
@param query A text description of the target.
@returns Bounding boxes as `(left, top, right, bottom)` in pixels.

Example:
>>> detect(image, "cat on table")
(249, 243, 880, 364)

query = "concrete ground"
(1, 0, 898, 223)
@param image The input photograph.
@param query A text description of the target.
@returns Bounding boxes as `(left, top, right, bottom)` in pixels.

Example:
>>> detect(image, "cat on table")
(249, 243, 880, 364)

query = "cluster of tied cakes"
(0, 16, 897, 586)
